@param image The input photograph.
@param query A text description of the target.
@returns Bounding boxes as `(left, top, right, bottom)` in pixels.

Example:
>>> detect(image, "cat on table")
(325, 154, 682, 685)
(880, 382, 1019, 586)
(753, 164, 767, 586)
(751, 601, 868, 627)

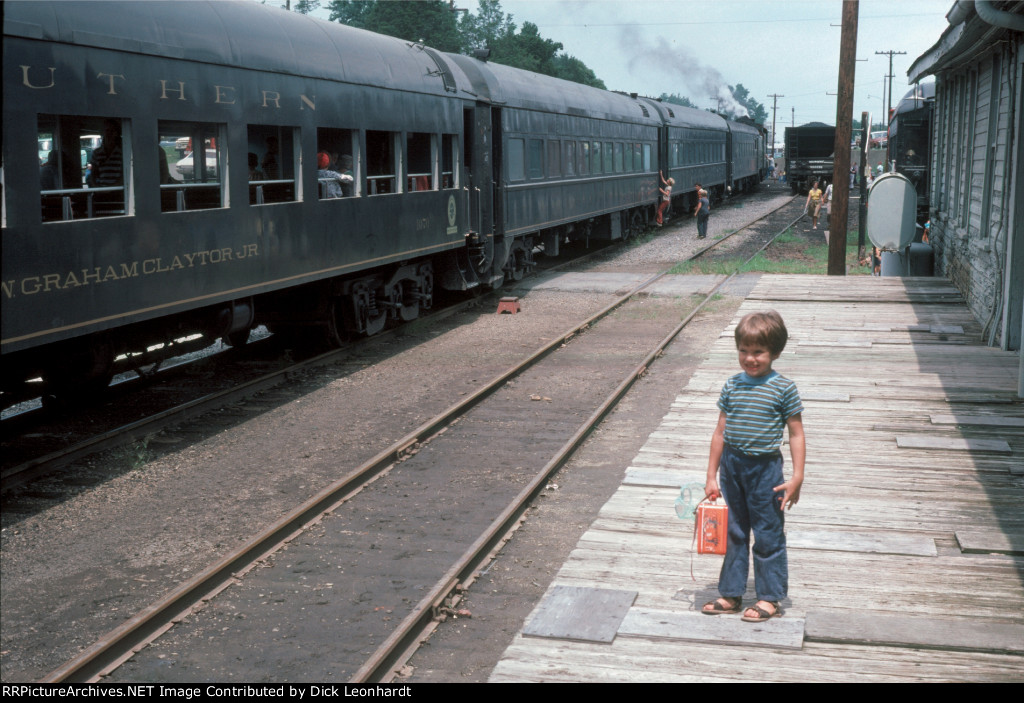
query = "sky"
(496, 0, 953, 144)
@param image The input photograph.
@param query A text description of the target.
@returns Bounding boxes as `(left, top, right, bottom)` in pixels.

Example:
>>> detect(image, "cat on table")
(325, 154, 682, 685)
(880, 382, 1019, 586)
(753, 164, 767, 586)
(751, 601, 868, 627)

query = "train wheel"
(43, 340, 115, 406)
(225, 328, 251, 347)
(322, 298, 349, 348)
(627, 211, 644, 239)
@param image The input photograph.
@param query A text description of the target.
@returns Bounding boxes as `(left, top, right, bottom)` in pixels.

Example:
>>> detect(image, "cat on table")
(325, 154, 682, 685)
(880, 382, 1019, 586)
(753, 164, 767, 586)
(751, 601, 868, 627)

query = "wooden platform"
(491, 276, 1024, 682)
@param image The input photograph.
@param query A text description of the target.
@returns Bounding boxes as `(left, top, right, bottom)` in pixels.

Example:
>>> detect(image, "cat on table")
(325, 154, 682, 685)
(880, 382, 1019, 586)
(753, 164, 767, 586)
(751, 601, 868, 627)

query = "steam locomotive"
(2, 1, 765, 401)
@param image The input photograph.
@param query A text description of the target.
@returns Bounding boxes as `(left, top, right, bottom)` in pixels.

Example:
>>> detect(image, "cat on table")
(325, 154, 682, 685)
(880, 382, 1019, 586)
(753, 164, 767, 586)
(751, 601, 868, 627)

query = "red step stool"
(496, 296, 521, 314)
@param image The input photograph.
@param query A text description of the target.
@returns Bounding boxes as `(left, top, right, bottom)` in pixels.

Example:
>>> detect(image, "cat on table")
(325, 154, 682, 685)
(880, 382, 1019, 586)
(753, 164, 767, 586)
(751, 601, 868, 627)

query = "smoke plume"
(620, 26, 748, 119)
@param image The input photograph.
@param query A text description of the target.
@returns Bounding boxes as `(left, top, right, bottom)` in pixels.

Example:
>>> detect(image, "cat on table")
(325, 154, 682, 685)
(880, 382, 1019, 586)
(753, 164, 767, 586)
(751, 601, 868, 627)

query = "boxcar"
(784, 122, 836, 193)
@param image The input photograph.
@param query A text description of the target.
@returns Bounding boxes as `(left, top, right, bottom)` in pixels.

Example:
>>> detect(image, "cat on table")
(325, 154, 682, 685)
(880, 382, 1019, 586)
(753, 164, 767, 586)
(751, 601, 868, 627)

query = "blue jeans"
(717, 444, 788, 602)
(697, 216, 708, 238)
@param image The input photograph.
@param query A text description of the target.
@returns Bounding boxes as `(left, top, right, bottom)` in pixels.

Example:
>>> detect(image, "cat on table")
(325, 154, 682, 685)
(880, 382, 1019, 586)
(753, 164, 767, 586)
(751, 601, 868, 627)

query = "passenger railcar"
(725, 118, 765, 195)
(642, 99, 727, 209)
(887, 82, 934, 223)
(2, 0, 765, 401)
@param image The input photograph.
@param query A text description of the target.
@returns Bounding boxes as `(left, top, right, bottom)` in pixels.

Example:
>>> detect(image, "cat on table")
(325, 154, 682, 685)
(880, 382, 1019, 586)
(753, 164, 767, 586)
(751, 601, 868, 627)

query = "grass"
(669, 228, 872, 276)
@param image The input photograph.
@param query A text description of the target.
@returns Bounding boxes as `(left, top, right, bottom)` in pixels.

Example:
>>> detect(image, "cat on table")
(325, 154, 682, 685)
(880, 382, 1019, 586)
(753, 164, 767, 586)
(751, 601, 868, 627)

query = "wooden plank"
(896, 435, 1013, 454)
(522, 586, 637, 643)
(623, 469, 705, 489)
(801, 391, 851, 402)
(798, 340, 873, 348)
(618, 608, 805, 650)
(930, 414, 1024, 428)
(787, 530, 937, 557)
(955, 530, 1024, 556)
(805, 611, 1024, 654)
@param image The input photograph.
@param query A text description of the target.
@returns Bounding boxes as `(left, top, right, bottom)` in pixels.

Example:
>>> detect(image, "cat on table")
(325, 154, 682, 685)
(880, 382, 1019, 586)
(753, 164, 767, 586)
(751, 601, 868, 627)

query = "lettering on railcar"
(1, 244, 259, 299)
(16, 65, 314, 109)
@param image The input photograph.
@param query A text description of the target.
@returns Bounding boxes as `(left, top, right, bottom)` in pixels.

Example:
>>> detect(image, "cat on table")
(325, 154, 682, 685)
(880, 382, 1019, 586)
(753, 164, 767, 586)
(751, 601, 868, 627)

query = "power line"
(535, 13, 939, 28)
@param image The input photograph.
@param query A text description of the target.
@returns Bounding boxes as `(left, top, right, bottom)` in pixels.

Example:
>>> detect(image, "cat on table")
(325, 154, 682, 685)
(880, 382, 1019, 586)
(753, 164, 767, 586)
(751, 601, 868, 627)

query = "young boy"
(701, 311, 805, 622)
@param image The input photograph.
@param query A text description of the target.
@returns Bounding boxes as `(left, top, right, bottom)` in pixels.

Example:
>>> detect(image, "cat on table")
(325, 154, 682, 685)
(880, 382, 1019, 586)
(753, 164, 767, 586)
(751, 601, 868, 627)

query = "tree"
(729, 84, 768, 124)
(460, 0, 515, 52)
(326, 0, 607, 89)
(659, 93, 698, 109)
(490, 21, 562, 74)
(326, 0, 463, 53)
(550, 55, 606, 90)
(293, 0, 320, 14)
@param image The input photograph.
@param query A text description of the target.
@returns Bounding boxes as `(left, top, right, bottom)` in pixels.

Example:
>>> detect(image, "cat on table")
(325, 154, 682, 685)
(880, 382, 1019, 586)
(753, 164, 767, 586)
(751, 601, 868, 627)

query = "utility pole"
(768, 93, 784, 153)
(829, 0, 859, 276)
(875, 49, 906, 121)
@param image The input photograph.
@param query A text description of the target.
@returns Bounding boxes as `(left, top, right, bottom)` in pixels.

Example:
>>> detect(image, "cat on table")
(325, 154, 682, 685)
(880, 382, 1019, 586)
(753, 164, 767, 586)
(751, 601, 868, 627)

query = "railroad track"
(2, 195, 794, 492)
(40, 194, 801, 683)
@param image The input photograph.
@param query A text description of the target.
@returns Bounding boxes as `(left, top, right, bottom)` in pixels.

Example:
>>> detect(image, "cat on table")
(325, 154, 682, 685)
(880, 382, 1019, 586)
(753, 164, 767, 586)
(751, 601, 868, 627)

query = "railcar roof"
(726, 119, 761, 136)
(3, 0, 463, 97)
(637, 98, 728, 131)
(446, 53, 659, 125)
(893, 81, 935, 115)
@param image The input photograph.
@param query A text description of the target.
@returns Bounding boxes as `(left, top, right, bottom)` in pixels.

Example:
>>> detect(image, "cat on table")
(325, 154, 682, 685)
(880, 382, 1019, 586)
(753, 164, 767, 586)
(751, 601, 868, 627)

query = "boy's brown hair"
(734, 310, 788, 355)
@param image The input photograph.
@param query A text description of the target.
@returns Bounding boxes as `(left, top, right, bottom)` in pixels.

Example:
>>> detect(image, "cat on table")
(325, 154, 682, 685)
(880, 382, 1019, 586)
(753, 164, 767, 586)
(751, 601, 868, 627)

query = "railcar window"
(603, 143, 614, 174)
(591, 142, 602, 174)
(367, 131, 398, 195)
(159, 121, 224, 213)
(508, 138, 525, 182)
(565, 142, 576, 177)
(547, 140, 561, 178)
(633, 144, 642, 171)
(613, 143, 623, 173)
(527, 139, 543, 179)
(249, 125, 297, 205)
(441, 134, 456, 189)
(407, 132, 434, 192)
(316, 128, 357, 199)
(39, 114, 131, 223)
(579, 142, 590, 176)
(643, 144, 652, 171)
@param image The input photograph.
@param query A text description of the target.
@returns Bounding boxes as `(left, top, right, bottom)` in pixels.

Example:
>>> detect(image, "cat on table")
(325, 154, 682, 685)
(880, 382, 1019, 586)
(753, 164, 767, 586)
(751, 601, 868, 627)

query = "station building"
(907, 0, 1023, 396)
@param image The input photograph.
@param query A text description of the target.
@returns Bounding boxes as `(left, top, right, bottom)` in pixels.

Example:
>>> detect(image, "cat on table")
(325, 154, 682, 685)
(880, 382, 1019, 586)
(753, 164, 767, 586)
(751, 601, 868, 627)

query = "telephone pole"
(829, 0, 859, 276)
(768, 93, 784, 153)
(875, 49, 906, 121)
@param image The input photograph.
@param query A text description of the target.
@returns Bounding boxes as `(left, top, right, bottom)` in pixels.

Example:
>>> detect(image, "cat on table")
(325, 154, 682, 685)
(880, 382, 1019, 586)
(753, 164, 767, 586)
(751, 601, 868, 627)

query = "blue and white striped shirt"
(718, 371, 803, 455)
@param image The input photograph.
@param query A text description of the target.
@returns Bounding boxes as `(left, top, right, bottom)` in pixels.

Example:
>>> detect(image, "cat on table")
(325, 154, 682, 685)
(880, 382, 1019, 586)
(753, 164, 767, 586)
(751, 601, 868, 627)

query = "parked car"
(870, 131, 888, 149)
(174, 150, 219, 181)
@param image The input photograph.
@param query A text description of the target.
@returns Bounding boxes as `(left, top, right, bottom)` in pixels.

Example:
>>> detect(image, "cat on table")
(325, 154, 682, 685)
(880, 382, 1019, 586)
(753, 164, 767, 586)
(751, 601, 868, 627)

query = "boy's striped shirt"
(718, 370, 803, 455)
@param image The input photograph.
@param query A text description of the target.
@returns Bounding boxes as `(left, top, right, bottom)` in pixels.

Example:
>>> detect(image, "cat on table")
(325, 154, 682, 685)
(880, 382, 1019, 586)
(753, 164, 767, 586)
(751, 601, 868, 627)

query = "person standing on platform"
(694, 188, 710, 239)
(701, 311, 806, 623)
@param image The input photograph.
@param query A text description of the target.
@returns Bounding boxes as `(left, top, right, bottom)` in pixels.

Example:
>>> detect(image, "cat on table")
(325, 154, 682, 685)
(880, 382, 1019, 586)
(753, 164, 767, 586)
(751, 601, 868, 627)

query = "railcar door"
(463, 104, 496, 278)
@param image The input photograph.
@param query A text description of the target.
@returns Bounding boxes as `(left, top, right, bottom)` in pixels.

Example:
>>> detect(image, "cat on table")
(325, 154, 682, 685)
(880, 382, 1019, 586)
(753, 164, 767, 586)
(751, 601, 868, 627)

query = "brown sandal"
(741, 600, 780, 622)
(701, 597, 742, 615)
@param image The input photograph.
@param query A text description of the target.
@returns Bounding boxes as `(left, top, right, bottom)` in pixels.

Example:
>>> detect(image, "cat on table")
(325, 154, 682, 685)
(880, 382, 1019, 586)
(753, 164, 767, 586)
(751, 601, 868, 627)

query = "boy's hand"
(705, 479, 721, 502)
(773, 478, 802, 510)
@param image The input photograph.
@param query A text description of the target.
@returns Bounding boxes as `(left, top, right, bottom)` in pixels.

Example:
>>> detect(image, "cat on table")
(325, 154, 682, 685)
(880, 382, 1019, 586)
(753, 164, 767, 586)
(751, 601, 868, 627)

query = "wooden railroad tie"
(497, 296, 521, 314)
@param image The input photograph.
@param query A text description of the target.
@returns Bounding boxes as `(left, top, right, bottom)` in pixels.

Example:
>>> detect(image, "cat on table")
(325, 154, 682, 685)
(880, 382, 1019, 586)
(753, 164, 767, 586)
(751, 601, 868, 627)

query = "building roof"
(908, 1, 1024, 82)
